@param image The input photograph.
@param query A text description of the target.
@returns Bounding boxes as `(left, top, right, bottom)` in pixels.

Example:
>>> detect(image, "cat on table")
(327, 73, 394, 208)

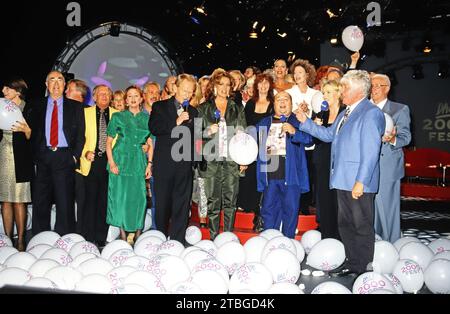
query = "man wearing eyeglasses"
(370, 74, 411, 243)
(30, 71, 85, 236)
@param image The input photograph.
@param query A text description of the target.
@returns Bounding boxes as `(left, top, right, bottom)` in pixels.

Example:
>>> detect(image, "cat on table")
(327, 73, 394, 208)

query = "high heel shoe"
(16, 240, 25, 252)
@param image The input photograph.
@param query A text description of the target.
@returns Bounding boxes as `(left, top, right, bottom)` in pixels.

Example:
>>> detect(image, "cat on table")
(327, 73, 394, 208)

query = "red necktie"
(50, 100, 58, 148)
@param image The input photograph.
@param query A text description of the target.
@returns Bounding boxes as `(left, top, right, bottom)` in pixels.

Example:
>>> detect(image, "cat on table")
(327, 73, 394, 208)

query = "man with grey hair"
(371, 74, 411, 243)
(143, 81, 161, 114)
(30, 70, 85, 236)
(296, 70, 385, 277)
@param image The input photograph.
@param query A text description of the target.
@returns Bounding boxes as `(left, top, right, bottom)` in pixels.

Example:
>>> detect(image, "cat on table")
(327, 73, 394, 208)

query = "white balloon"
(306, 239, 345, 271)
(194, 240, 218, 257)
(26, 231, 60, 251)
(180, 246, 202, 260)
(392, 259, 424, 293)
(432, 251, 450, 262)
(54, 234, 85, 252)
(136, 230, 166, 244)
(158, 240, 185, 257)
(229, 263, 273, 294)
(311, 281, 352, 294)
(369, 289, 395, 294)
(0, 267, 31, 287)
(70, 253, 97, 268)
(259, 229, 283, 241)
(311, 91, 324, 114)
(114, 283, 149, 294)
(424, 259, 450, 294)
(393, 237, 421, 252)
(124, 270, 166, 293)
(0, 233, 13, 248)
(44, 266, 82, 291)
(0, 246, 18, 264)
(109, 248, 135, 268)
(399, 242, 434, 270)
(106, 225, 120, 243)
(290, 239, 306, 264)
(267, 283, 304, 294)
(78, 258, 113, 276)
(191, 257, 230, 286)
(341, 25, 364, 52)
(0, 98, 24, 131)
(263, 249, 300, 284)
(352, 272, 396, 294)
(262, 236, 297, 261)
(428, 238, 450, 255)
(101, 240, 132, 260)
(4, 252, 37, 271)
(27, 244, 52, 259)
(28, 259, 60, 278)
(216, 242, 246, 276)
(134, 236, 163, 259)
(301, 230, 322, 254)
(384, 274, 404, 294)
(107, 265, 136, 291)
(171, 281, 203, 294)
(150, 255, 191, 290)
(75, 274, 113, 294)
(189, 269, 228, 294)
(69, 241, 100, 258)
(143, 210, 153, 232)
(384, 113, 394, 137)
(185, 226, 202, 245)
(372, 241, 399, 274)
(24, 278, 58, 290)
(244, 236, 268, 263)
(213, 232, 240, 248)
(122, 255, 151, 271)
(228, 132, 258, 166)
(40, 248, 73, 266)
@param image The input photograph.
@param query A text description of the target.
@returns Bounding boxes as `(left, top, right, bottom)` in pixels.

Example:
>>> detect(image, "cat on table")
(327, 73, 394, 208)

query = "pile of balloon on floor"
(0, 227, 449, 294)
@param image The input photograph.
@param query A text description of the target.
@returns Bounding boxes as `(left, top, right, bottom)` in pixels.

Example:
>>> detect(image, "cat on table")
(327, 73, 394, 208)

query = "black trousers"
(32, 149, 76, 236)
(82, 154, 109, 243)
(336, 190, 375, 273)
(154, 165, 193, 244)
(75, 172, 85, 234)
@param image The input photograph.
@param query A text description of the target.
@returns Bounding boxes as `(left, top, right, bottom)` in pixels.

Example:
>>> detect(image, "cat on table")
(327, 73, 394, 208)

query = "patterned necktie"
(98, 109, 107, 152)
(50, 100, 58, 148)
(338, 107, 351, 132)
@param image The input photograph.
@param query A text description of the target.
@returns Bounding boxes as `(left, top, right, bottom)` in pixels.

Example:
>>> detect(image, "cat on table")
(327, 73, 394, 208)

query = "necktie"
(98, 109, 107, 152)
(338, 107, 351, 132)
(50, 100, 58, 148)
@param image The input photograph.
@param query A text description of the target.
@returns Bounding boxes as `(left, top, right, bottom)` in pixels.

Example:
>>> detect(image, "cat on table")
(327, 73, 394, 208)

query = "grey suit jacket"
(379, 100, 411, 182)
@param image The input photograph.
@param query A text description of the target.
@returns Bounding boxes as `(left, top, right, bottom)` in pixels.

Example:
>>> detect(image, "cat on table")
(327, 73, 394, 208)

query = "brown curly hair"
(204, 69, 234, 101)
(289, 59, 317, 87)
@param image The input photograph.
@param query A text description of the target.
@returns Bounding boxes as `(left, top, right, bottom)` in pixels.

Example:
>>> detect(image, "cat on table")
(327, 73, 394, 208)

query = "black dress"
(312, 107, 345, 240)
(237, 100, 273, 215)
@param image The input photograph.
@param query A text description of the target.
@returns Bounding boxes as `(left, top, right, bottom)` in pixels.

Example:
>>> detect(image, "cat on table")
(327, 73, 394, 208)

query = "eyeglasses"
(372, 84, 389, 89)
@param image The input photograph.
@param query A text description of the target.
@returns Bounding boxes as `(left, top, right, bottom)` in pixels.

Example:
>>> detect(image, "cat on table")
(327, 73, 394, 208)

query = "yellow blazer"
(77, 106, 119, 176)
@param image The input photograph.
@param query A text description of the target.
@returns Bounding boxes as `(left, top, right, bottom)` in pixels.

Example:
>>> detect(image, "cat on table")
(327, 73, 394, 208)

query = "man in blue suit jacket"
(296, 70, 385, 276)
(371, 74, 411, 243)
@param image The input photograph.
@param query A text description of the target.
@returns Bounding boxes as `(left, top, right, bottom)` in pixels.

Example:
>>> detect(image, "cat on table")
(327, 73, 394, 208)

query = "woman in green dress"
(106, 86, 153, 242)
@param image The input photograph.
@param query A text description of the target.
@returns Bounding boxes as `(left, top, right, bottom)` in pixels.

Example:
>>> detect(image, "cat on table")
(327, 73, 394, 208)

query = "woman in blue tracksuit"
(255, 91, 312, 238)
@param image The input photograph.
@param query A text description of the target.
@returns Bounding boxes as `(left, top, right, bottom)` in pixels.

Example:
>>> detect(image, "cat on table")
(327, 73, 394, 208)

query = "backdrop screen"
(69, 33, 174, 104)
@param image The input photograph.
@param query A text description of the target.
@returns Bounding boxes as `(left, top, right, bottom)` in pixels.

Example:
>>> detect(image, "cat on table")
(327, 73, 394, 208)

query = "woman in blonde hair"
(312, 79, 344, 240)
(106, 86, 153, 242)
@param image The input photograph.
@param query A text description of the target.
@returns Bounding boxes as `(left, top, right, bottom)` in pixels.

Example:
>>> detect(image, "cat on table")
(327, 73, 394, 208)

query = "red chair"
(404, 148, 450, 185)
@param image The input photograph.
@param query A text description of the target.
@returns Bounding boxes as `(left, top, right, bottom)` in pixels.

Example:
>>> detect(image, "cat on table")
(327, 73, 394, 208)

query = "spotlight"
(277, 32, 287, 38)
(261, 26, 266, 33)
(330, 37, 338, 45)
(412, 64, 424, 80)
(194, 5, 207, 16)
(438, 62, 449, 79)
(206, 42, 213, 49)
(422, 39, 432, 53)
(326, 9, 338, 18)
(109, 22, 121, 37)
(253, 21, 258, 29)
(249, 31, 258, 39)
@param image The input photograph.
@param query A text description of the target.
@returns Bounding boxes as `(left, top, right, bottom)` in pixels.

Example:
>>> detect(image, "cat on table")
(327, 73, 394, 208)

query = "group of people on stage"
(1, 54, 411, 277)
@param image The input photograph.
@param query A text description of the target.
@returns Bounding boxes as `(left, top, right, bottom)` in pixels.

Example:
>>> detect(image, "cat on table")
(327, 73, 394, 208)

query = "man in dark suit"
(296, 70, 385, 277)
(30, 71, 85, 236)
(149, 74, 198, 243)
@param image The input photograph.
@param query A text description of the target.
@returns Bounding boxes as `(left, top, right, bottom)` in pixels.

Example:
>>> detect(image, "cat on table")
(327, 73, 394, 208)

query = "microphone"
(279, 115, 287, 138)
(316, 101, 329, 120)
(214, 109, 221, 124)
(182, 99, 190, 111)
